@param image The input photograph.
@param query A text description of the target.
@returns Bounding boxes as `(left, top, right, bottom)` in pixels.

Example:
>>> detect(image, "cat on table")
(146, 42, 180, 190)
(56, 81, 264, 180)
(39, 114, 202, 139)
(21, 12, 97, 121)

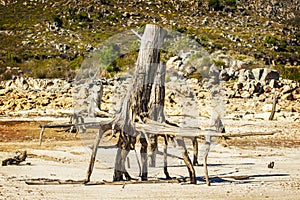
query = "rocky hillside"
(0, 66, 299, 122)
(0, 0, 299, 81)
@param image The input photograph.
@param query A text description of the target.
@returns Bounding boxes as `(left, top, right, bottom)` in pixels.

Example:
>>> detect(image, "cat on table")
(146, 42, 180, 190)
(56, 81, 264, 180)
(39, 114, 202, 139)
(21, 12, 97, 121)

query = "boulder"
(254, 112, 272, 120)
(262, 103, 280, 112)
(166, 56, 181, 69)
(227, 90, 235, 98)
(233, 82, 243, 91)
(281, 93, 293, 101)
(220, 67, 238, 81)
(241, 91, 251, 98)
(238, 69, 254, 82)
(268, 79, 278, 88)
(292, 87, 300, 100)
(281, 84, 292, 94)
(253, 81, 264, 94)
(252, 68, 279, 82)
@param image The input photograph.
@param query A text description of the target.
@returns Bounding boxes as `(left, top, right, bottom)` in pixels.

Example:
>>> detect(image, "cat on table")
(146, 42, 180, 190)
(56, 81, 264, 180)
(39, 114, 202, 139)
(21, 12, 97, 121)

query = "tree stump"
(112, 24, 167, 181)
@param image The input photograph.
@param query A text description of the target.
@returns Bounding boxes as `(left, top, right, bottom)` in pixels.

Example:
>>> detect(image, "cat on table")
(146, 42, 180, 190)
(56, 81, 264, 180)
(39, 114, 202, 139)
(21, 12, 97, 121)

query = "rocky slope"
(0, 0, 299, 81)
(0, 63, 299, 122)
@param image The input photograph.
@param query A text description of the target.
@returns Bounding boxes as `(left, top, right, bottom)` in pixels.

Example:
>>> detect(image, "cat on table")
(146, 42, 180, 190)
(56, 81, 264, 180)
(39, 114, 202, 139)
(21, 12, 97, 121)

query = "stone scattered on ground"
(1, 64, 299, 121)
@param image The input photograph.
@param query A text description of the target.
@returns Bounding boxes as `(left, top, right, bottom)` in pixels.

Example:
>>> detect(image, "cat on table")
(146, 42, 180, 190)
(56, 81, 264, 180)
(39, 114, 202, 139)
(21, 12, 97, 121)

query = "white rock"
(262, 104, 273, 112)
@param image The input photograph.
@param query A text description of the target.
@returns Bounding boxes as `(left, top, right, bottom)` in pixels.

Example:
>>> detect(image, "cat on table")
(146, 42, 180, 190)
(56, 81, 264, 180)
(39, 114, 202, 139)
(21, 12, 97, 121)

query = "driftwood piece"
(87, 179, 182, 185)
(26, 178, 181, 185)
(2, 151, 27, 166)
(25, 175, 252, 185)
(39, 120, 277, 146)
(38, 120, 277, 144)
(218, 175, 250, 180)
(38, 119, 112, 145)
(25, 179, 85, 185)
(269, 93, 278, 121)
(136, 119, 277, 138)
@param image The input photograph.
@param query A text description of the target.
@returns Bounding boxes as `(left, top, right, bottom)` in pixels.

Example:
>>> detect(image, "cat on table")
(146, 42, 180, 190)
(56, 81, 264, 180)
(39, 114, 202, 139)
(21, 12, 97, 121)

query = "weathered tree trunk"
(140, 134, 148, 180)
(176, 138, 196, 184)
(163, 135, 171, 179)
(201, 64, 225, 186)
(269, 93, 278, 120)
(149, 62, 166, 123)
(192, 138, 199, 166)
(85, 129, 103, 182)
(203, 140, 211, 186)
(112, 24, 166, 181)
(148, 63, 166, 167)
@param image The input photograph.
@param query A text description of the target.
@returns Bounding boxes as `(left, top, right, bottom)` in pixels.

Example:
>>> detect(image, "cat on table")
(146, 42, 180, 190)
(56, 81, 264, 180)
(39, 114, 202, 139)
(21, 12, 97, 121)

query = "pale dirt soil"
(0, 119, 300, 200)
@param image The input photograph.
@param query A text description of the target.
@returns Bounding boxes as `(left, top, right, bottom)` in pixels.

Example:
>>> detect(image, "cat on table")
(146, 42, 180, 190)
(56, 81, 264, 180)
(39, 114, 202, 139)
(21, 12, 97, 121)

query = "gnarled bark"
(112, 24, 166, 181)
(148, 63, 166, 167)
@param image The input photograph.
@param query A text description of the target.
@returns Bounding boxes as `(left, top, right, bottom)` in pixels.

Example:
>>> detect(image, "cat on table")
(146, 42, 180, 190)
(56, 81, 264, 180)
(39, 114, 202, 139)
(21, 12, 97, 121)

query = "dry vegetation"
(1, 0, 299, 81)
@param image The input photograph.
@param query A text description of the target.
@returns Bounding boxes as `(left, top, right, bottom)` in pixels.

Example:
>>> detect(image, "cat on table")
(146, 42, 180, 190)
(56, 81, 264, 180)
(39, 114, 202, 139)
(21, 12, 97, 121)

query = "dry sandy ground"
(0, 118, 299, 200)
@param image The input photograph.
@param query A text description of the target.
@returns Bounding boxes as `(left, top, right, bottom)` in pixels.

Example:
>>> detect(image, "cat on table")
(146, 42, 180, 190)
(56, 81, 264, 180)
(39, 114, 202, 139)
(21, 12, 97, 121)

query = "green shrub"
(33, 68, 47, 79)
(285, 46, 294, 52)
(0, 66, 5, 74)
(20, 58, 70, 79)
(223, 0, 237, 7)
(172, 25, 187, 33)
(99, 44, 120, 66)
(264, 35, 278, 46)
(213, 60, 226, 67)
(196, 35, 209, 46)
(106, 14, 117, 22)
(77, 12, 92, 22)
(106, 65, 114, 73)
(273, 65, 300, 82)
(189, 72, 203, 81)
(99, 44, 121, 76)
(279, 39, 288, 50)
(116, 51, 138, 71)
(209, 0, 222, 11)
(7, 51, 21, 63)
(51, 15, 63, 27)
(2, 73, 13, 80)
(69, 56, 83, 70)
(236, 55, 246, 60)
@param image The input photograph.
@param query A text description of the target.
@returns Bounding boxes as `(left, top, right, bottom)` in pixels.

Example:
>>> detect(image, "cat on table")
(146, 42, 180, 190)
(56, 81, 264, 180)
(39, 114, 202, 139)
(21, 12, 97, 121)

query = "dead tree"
(84, 24, 196, 184)
(148, 63, 173, 179)
(111, 24, 167, 181)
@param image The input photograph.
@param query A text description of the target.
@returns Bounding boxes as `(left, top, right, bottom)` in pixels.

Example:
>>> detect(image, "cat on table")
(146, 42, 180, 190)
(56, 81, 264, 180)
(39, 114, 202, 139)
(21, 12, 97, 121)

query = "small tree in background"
(208, 0, 222, 11)
(99, 44, 120, 74)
